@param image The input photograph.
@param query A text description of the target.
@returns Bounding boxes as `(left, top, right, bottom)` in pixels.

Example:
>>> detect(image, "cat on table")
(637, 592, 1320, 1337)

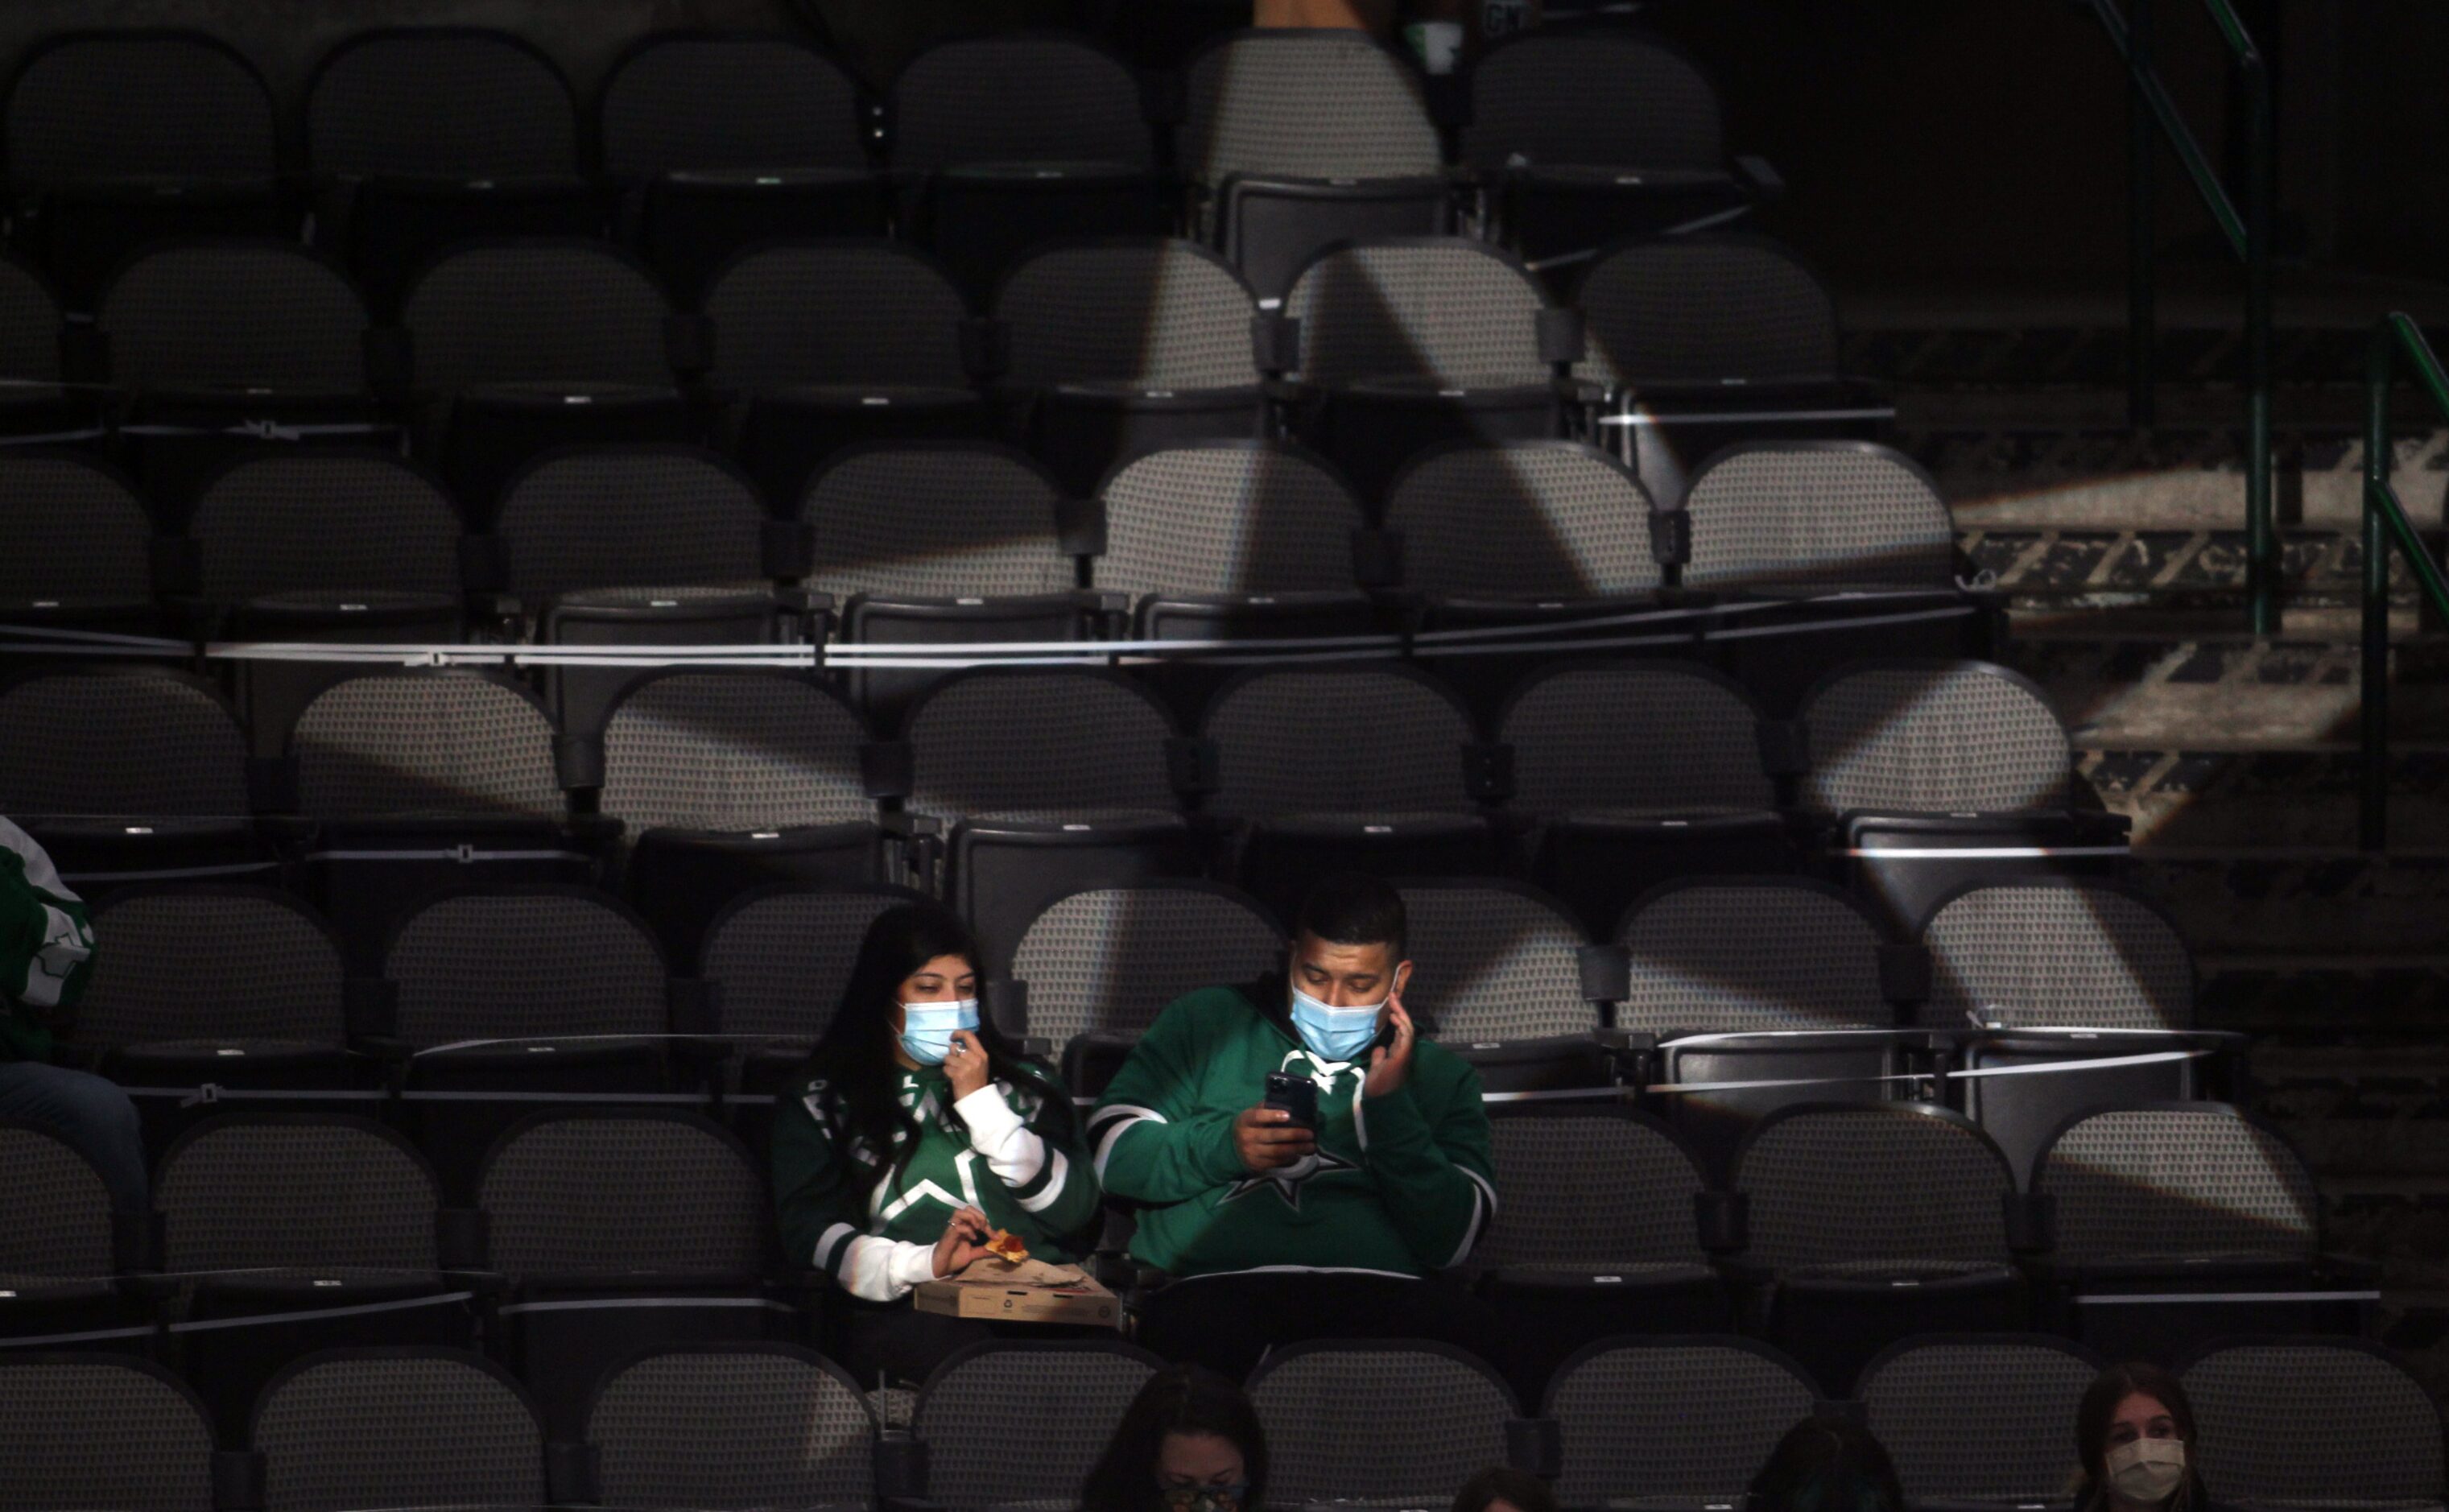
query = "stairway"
(1868, 295, 2449, 1393)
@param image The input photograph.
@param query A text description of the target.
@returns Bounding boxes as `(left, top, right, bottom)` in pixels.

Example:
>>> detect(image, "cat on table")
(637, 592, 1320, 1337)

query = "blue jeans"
(0, 1061, 146, 1213)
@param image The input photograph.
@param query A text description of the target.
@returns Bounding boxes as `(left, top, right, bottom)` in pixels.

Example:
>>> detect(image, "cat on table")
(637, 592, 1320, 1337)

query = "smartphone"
(1262, 1072, 1319, 1130)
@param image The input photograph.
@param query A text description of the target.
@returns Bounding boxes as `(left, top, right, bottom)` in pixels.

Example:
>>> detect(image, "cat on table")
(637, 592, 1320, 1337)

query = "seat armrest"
(213, 1449, 267, 1512)
(1697, 1190, 1748, 1254)
(1737, 155, 1786, 200)
(875, 1432, 930, 1501)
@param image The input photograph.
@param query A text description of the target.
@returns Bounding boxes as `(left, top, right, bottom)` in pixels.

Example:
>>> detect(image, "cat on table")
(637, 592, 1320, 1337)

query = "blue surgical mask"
(1290, 984, 1384, 1064)
(899, 998, 980, 1066)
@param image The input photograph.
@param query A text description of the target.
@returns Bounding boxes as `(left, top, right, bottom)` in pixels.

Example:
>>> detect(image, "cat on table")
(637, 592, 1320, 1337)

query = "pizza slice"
(984, 1228, 1030, 1264)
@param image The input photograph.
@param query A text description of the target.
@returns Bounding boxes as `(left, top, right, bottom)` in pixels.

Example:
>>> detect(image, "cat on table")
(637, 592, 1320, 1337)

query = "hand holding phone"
(1263, 1071, 1319, 1128)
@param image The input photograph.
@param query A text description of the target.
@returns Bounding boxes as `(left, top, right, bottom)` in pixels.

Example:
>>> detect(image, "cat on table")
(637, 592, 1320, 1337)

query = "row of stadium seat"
(0, 656, 2112, 959)
(10, 1333, 2435, 1512)
(0, 230, 1879, 513)
(0, 1097, 2363, 1416)
(0, 27, 1763, 304)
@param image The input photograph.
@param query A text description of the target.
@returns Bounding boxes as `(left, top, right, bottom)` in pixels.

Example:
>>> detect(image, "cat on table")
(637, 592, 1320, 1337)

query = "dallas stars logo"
(1220, 1051, 1361, 1211)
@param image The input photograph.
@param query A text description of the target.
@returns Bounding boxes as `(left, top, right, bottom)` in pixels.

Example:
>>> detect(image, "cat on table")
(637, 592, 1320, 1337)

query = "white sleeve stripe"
(1443, 1183, 1489, 1270)
(1088, 1102, 1167, 1133)
(1461, 1166, 1498, 1220)
(839, 1234, 935, 1302)
(1015, 1149, 1072, 1212)
(813, 1222, 859, 1272)
(1092, 1113, 1165, 1182)
(17, 903, 90, 1009)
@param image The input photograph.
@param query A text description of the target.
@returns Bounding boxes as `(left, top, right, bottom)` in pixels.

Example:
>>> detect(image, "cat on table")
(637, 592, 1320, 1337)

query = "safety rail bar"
(2084, 0, 2277, 633)
(2360, 314, 2449, 851)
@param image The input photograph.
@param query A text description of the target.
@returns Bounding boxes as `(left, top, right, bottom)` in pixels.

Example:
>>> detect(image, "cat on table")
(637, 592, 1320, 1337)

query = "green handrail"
(2361, 313, 2449, 850)
(2086, 0, 2277, 634)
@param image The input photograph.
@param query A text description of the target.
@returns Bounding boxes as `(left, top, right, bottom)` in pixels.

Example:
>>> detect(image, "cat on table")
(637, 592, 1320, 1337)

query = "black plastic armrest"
(668, 977, 721, 1038)
(874, 1433, 930, 1500)
(982, 976, 1029, 1039)
(762, 518, 816, 581)
(436, 1206, 489, 1269)
(1648, 508, 1691, 568)
(213, 1449, 267, 1512)
(363, 324, 413, 407)
(555, 732, 604, 793)
(960, 317, 1010, 385)
(1697, 1189, 1748, 1254)
(862, 740, 915, 802)
(547, 1441, 601, 1506)
(1352, 527, 1402, 589)
(1578, 944, 1632, 1005)
(1253, 311, 1301, 376)
(663, 312, 714, 380)
(1756, 718, 1809, 780)
(1537, 306, 1586, 369)
(1736, 155, 1786, 199)
(1506, 1417, 1561, 1477)
(1167, 736, 1220, 801)
(1464, 741, 1514, 804)
(342, 976, 400, 1042)
(147, 535, 200, 597)
(2006, 1191, 2055, 1254)
(1056, 497, 1108, 560)
(1877, 943, 1931, 1010)
(457, 534, 507, 596)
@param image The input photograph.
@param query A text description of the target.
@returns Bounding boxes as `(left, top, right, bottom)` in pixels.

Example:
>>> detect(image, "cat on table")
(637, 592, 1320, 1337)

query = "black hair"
(799, 903, 1072, 1206)
(2072, 1362, 2207, 1510)
(1079, 1365, 1269, 1512)
(1293, 872, 1407, 960)
(1452, 1467, 1558, 1512)
(1746, 1415, 1908, 1512)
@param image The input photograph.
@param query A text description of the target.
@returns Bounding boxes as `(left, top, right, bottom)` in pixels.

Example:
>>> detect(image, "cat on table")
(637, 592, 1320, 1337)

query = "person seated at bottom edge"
(1090, 871, 1505, 1384)
(1080, 1362, 1270, 1512)
(774, 903, 1101, 1389)
(1452, 1466, 1559, 1512)
(1748, 1415, 1908, 1512)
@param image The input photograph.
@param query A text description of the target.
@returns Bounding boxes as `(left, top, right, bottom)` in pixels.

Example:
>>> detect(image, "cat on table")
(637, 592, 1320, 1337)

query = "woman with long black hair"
(1080, 1365, 1269, 1512)
(774, 903, 1100, 1386)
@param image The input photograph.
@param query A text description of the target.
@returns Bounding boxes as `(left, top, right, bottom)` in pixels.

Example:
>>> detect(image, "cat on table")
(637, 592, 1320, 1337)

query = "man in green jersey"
(1090, 874, 1504, 1382)
(0, 816, 142, 1212)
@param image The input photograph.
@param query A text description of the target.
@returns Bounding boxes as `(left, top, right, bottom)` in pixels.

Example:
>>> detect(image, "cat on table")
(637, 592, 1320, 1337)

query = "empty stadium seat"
(581, 1343, 879, 1512)
(1398, 879, 1618, 1094)
(1201, 663, 1504, 918)
(0, 1123, 149, 1350)
(0, 256, 101, 452)
(1465, 33, 1761, 271)
(902, 1339, 1163, 1509)
(1617, 877, 1913, 1177)
(890, 35, 1171, 301)
(2183, 1339, 2447, 1512)
(5, 31, 290, 308)
(1575, 236, 1892, 510)
(1089, 440, 1378, 719)
(596, 671, 884, 964)
(378, 886, 680, 1192)
(0, 454, 159, 640)
(1477, 1111, 1728, 1398)
(473, 1109, 785, 1439)
(1501, 660, 1793, 934)
(898, 669, 1203, 970)
(1922, 878, 2219, 1184)
(703, 242, 989, 507)
(0, 667, 273, 900)
(184, 452, 465, 756)
(484, 444, 803, 737)
(95, 242, 390, 513)
(278, 670, 595, 958)
(800, 442, 1096, 725)
(599, 33, 881, 303)
(249, 1349, 549, 1512)
(307, 30, 601, 315)
(2034, 1103, 2368, 1366)
(1279, 239, 1573, 504)
(64, 887, 364, 1155)
(990, 239, 1267, 494)
(1855, 1333, 2105, 1512)
(1542, 1336, 1818, 1509)
(1179, 31, 1451, 298)
(0, 1354, 215, 1510)
(1799, 659, 2127, 932)
(1728, 1102, 2026, 1394)
(151, 1114, 476, 1439)
(1005, 879, 1283, 1094)
(398, 240, 694, 515)
(1249, 1341, 1522, 1507)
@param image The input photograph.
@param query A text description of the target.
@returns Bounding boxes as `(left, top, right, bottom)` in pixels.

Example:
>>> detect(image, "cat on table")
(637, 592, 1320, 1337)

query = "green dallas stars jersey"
(0, 818, 95, 1063)
(773, 1059, 1098, 1302)
(1089, 981, 1497, 1280)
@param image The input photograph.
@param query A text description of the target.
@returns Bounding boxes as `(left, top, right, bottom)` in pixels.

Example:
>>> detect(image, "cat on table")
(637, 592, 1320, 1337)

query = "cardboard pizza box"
(913, 1257, 1123, 1328)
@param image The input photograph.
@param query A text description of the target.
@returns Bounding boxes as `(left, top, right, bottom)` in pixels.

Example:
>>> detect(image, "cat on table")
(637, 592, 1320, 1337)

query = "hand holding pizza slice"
(984, 1228, 1030, 1264)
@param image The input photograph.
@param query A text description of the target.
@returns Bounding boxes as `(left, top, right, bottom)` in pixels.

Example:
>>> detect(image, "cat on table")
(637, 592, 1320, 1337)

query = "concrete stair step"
(2142, 856, 2449, 955)
(1966, 526, 2433, 605)
(2080, 746, 2449, 849)
(2013, 634, 2449, 746)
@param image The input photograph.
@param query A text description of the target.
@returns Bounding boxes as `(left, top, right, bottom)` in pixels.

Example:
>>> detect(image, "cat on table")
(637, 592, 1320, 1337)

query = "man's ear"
(1392, 960, 1414, 999)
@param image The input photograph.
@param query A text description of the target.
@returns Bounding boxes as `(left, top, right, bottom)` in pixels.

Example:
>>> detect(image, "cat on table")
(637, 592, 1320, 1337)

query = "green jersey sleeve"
(1088, 989, 1249, 1204)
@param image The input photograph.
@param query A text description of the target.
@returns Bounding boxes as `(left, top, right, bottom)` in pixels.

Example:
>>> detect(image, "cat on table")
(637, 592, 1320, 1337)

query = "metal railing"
(2360, 313, 2449, 851)
(2084, 0, 2277, 633)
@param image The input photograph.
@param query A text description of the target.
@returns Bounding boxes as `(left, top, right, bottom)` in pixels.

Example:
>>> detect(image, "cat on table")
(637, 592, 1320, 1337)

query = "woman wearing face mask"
(774, 903, 1099, 1387)
(1079, 1365, 1269, 1512)
(2073, 1364, 2211, 1512)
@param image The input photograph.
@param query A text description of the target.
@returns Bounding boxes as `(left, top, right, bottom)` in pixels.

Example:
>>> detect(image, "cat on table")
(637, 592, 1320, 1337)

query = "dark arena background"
(1, 0, 2446, 1509)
